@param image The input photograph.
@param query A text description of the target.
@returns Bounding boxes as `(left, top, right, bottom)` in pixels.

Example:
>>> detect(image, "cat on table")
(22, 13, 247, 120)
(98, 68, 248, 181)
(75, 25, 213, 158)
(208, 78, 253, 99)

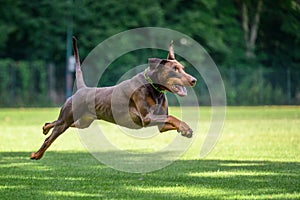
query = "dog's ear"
(149, 58, 169, 70)
(167, 40, 175, 60)
(148, 58, 162, 69)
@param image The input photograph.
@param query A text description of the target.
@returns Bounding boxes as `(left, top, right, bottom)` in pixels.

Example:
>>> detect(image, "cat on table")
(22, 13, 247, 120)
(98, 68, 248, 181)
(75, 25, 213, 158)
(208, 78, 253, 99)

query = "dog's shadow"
(1, 151, 299, 199)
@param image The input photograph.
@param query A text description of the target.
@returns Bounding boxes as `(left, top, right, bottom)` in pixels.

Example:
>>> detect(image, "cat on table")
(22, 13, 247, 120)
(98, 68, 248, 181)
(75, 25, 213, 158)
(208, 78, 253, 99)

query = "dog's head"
(147, 41, 197, 97)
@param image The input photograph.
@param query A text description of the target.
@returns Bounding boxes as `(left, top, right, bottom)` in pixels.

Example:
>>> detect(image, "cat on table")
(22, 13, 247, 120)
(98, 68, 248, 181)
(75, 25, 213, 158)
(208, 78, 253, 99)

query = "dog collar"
(144, 69, 166, 94)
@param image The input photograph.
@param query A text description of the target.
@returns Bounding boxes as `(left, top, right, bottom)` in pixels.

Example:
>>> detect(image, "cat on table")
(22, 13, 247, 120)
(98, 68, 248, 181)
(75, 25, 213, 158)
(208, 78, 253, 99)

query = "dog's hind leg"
(31, 100, 75, 160)
(30, 121, 73, 160)
(70, 115, 95, 129)
(43, 121, 57, 135)
(42, 118, 68, 135)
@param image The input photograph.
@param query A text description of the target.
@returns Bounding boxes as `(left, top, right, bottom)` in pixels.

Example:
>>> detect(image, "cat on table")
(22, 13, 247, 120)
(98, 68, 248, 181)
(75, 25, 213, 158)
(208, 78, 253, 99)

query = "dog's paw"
(42, 123, 51, 135)
(180, 128, 193, 138)
(30, 152, 37, 160)
(30, 152, 42, 160)
(177, 122, 193, 138)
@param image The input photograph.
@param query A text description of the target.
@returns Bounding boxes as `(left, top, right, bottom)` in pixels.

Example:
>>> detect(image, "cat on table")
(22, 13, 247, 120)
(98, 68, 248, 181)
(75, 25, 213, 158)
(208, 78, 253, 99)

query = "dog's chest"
(146, 94, 167, 115)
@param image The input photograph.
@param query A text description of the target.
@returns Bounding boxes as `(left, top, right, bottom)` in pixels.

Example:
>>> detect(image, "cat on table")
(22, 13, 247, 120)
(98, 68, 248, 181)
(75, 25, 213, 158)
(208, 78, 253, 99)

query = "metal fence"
(0, 59, 61, 107)
(220, 67, 300, 105)
(0, 59, 299, 107)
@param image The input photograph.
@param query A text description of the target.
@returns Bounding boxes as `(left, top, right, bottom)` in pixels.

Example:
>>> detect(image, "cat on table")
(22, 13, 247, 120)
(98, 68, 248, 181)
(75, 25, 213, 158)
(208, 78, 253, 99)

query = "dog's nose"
(191, 78, 197, 84)
(190, 78, 197, 86)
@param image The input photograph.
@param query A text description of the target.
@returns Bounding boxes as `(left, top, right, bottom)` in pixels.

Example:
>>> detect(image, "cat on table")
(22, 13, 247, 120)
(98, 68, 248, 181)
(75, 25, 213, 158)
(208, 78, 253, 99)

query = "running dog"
(30, 37, 197, 160)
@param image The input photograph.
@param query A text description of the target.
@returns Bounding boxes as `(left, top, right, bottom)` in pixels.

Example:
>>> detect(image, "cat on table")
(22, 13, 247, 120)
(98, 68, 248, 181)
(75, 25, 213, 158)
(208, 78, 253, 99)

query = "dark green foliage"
(0, 0, 299, 106)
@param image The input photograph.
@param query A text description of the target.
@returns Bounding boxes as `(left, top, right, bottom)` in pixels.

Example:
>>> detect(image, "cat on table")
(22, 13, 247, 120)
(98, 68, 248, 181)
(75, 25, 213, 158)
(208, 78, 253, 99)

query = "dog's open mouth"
(172, 84, 187, 97)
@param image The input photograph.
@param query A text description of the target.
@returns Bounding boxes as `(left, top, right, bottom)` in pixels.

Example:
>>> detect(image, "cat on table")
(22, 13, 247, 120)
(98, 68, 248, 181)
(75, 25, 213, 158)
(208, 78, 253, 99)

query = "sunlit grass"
(0, 107, 299, 199)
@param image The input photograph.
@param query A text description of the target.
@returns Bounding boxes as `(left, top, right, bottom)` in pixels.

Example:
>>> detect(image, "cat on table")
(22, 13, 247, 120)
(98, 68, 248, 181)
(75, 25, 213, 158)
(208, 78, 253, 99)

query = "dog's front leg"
(131, 94, 192, 138)
(159, 115, 193, 138)
(145, 113, 193, 138)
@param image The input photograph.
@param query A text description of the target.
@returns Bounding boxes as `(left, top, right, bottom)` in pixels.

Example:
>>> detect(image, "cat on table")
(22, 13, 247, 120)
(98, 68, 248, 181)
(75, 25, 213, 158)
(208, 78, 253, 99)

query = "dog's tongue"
(174, 85, 187, 97)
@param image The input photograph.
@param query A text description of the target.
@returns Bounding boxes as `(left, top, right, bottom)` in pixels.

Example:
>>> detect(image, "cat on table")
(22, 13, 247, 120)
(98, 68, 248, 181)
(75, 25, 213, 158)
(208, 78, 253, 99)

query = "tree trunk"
(241, 0, 263, 59)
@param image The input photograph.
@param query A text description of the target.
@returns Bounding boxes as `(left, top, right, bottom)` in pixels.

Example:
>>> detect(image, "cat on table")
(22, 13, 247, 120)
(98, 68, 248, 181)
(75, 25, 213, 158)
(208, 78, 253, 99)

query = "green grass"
(0, 107, 299, 199)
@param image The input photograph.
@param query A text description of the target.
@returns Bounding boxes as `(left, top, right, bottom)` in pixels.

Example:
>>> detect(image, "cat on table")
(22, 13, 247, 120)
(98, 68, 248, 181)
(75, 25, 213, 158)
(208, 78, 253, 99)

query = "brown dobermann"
(30, 37, 197, 160)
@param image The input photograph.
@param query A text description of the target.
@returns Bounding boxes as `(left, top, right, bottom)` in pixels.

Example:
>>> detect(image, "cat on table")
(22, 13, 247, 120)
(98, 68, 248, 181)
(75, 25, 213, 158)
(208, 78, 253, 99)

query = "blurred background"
(0, 0, 299, 107)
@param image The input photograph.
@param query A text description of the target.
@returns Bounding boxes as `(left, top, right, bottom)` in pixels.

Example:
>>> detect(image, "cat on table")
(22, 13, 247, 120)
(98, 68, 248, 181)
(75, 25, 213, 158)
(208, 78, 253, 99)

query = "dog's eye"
(172, 66, 178, 72)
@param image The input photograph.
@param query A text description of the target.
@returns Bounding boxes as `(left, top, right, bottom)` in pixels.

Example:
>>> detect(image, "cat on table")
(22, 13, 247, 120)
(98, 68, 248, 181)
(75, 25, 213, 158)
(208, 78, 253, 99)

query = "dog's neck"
(143, 69, 166, 94)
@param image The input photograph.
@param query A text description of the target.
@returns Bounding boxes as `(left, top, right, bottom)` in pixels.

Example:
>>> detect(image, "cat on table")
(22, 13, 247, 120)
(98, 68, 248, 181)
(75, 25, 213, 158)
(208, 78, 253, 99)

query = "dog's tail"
(72, 36, 86, 89)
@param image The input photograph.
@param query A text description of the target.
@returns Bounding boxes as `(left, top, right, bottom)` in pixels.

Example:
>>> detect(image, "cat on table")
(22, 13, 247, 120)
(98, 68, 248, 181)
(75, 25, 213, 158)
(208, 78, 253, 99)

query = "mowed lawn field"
(0, 106, 299, 199)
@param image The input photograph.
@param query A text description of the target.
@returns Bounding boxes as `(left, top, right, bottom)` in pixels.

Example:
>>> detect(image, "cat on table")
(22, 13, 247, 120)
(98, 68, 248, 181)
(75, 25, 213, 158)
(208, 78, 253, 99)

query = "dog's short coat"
(30, 37, 197, 160)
